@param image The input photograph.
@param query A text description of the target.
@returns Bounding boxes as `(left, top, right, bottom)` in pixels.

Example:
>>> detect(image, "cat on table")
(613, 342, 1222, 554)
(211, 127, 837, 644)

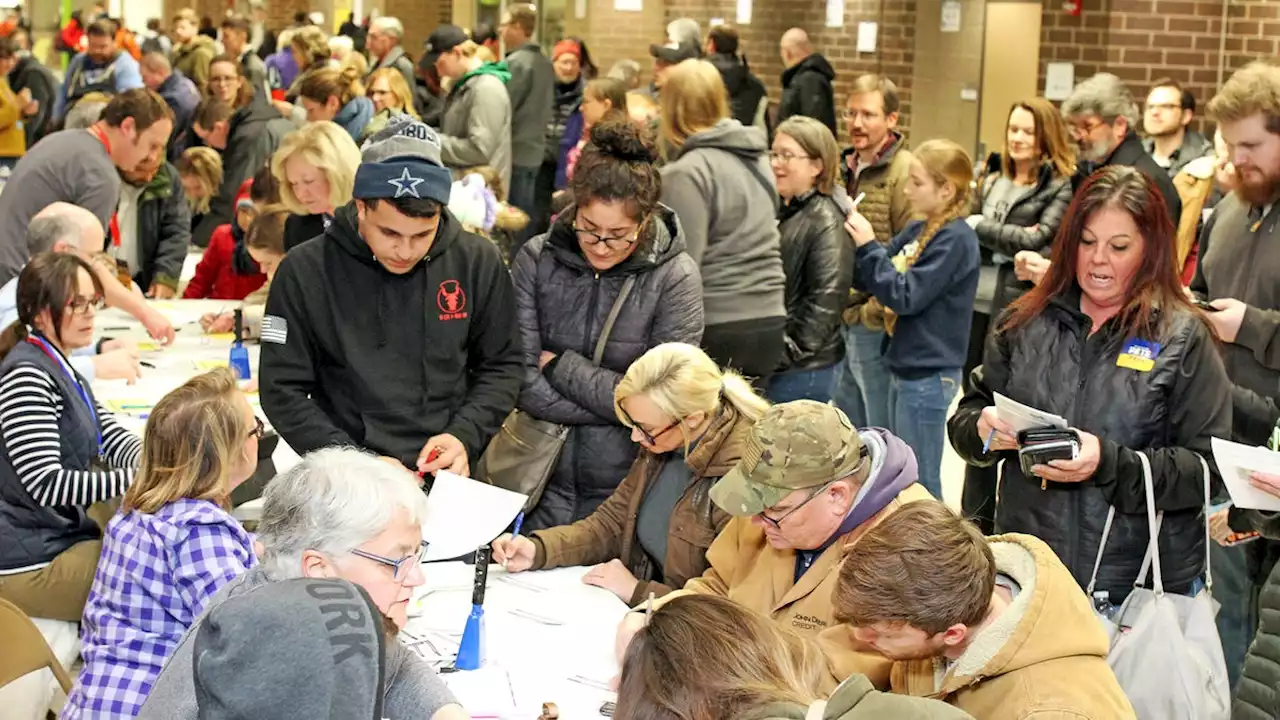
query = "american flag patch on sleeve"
(261, 315, 288, 345)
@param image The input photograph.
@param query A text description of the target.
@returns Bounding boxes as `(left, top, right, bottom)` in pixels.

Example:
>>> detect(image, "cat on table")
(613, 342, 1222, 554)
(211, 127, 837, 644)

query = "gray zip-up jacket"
(440, 63, 513, 193)
(505, 42, 554, 169)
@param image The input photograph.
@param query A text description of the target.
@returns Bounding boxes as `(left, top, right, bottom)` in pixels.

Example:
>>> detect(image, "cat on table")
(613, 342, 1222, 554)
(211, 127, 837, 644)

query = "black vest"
(0, 340, 102, 571)
(65, 57, 118, 108)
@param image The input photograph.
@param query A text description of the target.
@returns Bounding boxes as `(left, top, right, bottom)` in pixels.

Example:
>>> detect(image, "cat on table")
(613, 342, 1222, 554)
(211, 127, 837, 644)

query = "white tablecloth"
(405, 564, 625, 719)
(90, 300, 300, 475)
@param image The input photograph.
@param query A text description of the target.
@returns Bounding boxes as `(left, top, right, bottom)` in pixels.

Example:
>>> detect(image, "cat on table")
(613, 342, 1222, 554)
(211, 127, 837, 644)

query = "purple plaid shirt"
(63, 498, 256, 719)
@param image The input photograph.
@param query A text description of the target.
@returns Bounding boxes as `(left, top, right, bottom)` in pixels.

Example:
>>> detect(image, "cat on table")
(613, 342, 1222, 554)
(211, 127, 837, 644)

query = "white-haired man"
(366, 16, 416, 93)
(0, 203, 161, 382)
(137, 448, 467, 720)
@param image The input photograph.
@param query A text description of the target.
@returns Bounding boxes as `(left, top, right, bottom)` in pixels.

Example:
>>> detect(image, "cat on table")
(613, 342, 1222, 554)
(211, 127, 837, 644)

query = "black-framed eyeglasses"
(757, 449, 870, 530)
(248, 416, 265, 440)
(617, 403, 682, 446)
(349, 540, 429, 582)
(574, 223, 641, 251)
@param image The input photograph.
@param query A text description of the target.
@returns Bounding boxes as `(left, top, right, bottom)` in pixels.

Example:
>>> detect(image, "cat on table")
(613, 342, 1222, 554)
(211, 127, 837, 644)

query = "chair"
(0, 598, 73, 695)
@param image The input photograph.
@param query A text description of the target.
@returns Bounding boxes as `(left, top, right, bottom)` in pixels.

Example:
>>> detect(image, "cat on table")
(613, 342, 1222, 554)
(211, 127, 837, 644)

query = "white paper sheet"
(736, 0, 752, 24)
(1045, 62, 1075, 102)
(826, 0, 845, 27)
(422, 472, 526, 561)
(855, 21, 876, 51)
(442, 666, 519, 716)
(1211, 437, 1280, 511)
(574, 0, 586, 19)
(613, 0, 641, 11)
(993, 392, 1067, 433)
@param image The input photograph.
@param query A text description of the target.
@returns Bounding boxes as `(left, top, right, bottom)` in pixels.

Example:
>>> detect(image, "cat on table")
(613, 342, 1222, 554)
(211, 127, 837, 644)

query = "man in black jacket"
(705, 25, 766, 130)
(777, 28, 836, 137)
(1062, 72, 1182, 227)
(7, 29, 56, 148)
(117, 151, 191, 297)
(260, 117, 522, 478)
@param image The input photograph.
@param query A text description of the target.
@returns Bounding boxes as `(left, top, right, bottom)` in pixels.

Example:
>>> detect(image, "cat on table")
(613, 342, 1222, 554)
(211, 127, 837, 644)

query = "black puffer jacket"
(777, 53, 837, 138)
(513, 206, 704, 531)
(709, 53, 766, 129)
(948, 288, 1230, 600)
(777, 190, 851, 372)
(972, 154, 1073, 315)
(1232, 510, 1280, 720)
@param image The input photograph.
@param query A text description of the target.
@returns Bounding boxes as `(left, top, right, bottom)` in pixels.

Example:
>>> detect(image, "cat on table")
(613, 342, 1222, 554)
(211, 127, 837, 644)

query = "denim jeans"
(888, 369, 961, 500)
(766, 364, 837, 404)
(832, 324, 892, 429)
(508, 164, 540, 248)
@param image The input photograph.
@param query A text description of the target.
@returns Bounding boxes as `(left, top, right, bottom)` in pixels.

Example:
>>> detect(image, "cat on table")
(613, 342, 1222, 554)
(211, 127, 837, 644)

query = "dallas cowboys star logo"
(388, 167, 425, 199)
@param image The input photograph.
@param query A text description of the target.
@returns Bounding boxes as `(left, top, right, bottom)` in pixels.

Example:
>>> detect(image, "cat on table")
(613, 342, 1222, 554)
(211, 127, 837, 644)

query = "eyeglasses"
(617, 403, 682, 446)
(350, 540, 429, 582)
(769, 150, 812, 164)
(757, 450, 870, 530)
(574, 221, 642, 251)
(66, 294, 104, 316)
(840, 108, 882, 122)
(247, 416, 265, 440)
(1069, 118, 1108, 139)
(208, 75, 238, 86)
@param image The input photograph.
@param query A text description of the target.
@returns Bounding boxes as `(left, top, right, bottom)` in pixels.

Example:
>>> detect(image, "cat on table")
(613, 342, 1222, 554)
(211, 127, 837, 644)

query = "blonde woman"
(366, 67, 419, 117)
(177, 146, 223, 216)
(270, 121, 362, 251)
(492, 342, 768, 605)
(659, 59, 785, 385)
(769, 116, 852, 404)
(297, 66, 373, 142)
(429, 26, 513, 192)
(615, 594, 970, 720)
(64, 368, 260, 720)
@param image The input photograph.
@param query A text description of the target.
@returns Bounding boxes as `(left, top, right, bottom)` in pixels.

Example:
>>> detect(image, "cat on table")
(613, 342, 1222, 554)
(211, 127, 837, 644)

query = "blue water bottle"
(454, 546, 489, 670)
(228, 309, 251, 380)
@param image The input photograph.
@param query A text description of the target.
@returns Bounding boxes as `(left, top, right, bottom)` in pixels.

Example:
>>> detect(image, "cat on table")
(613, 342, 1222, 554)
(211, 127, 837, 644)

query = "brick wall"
(1038, 0, 1280, 133)
(660, 0, 918, 133)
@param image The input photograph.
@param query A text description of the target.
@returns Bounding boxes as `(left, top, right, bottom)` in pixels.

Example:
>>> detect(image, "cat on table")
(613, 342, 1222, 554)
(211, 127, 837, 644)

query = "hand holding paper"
(424, 471, 527, 561)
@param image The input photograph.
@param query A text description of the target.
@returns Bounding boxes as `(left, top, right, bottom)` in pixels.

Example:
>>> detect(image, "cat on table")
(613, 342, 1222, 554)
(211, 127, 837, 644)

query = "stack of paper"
(1211, 437, 1280, 511)
(993, 392, 1068, 432)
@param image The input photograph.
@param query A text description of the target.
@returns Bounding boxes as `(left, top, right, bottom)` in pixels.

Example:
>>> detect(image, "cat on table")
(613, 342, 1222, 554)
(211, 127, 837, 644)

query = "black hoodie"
(709, 53, 766, 129)
(259, 204, 523, 468)
(777, 53, 837, 138)
(192, 89, 296, 247)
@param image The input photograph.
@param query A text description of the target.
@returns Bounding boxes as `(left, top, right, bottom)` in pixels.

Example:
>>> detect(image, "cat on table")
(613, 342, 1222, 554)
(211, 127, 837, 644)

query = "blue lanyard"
(26, 335, 103, 454)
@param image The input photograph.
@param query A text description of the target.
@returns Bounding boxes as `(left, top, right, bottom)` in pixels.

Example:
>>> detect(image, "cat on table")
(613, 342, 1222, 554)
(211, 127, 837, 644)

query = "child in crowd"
(62, 368, 262, 720)
(448, 166, 528, 262)
(177, 146, 224, 219)
(844, 139, 980, 499)
(200, 204, 290, 338)
(558, 77, 629, 187)
(183, 164, 279, 300)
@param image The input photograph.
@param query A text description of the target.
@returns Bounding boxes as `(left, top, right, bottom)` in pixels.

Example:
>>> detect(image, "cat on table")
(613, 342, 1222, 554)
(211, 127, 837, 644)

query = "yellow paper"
(206, 333, 237, 342)
(137, 341, 161, 352)
(194, 359, 229, 371)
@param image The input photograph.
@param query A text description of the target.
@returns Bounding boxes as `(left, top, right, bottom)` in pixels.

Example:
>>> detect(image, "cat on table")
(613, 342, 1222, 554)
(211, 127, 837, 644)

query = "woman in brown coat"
(492, 342, 768, 605)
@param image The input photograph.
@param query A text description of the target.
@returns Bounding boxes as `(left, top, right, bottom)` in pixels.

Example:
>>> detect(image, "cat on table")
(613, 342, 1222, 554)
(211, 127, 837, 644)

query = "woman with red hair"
(948, 165, 1231, 608)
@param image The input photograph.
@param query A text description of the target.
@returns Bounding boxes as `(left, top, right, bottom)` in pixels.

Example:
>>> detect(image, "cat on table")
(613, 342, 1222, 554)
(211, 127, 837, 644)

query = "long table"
(90, 300, 300, 475)
(406, 563, 625, 719)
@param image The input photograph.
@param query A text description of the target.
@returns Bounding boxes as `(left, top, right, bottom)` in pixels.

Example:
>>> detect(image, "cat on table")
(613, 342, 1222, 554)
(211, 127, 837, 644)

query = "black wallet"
(1017, 428, 1080, 476)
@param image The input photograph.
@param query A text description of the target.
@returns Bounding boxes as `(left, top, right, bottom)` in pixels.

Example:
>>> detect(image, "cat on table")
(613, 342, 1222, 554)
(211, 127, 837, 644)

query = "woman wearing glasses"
(493, 342, 767, 605)
(65, 368, 261, 720)
(0, 253, 142, 622)
(508, 117, 704, 533)
(768, 116, 853, 404)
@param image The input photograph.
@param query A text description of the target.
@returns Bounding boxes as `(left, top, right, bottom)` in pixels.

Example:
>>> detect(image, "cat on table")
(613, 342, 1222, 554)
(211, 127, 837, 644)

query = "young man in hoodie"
(260, 117, 522, 477)
(777, 28, 836, 137)
(170, 9, 216, 94)
(632, 400, 930, 687)
(499, 4, 553, 242)
(833, 501, 1134, 719)
(427, 24, 514, 194)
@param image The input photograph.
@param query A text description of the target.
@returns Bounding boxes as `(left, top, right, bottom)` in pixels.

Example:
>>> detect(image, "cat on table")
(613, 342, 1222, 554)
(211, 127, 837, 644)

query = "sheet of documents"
(422, 472, 526, 561)
(993, 392, 1067, 432)
(442, 666, 519, 717)
(1211, 437, 1280, 511)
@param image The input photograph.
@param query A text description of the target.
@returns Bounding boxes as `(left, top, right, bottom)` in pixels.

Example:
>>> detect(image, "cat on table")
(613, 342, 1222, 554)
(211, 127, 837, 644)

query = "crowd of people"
(0, 5, 1278, 719)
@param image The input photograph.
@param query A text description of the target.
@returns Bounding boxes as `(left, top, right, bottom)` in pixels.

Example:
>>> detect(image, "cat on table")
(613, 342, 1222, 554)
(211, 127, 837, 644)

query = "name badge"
(1117, 339, 1160, 372)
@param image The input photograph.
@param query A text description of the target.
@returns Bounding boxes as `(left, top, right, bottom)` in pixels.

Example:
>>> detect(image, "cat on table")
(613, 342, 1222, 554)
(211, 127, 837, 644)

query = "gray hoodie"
(136, 568, 458, 720)
(660, 119, 785, 326)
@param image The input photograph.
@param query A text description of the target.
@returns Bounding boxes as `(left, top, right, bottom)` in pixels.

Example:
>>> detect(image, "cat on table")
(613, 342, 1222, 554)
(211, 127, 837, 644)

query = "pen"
(503, 511, 525, 570)
(140, 361, 155, 369)
(101, 325, 130, 332)
(982, 429, 996, 455)
(417, 446, 442, 478)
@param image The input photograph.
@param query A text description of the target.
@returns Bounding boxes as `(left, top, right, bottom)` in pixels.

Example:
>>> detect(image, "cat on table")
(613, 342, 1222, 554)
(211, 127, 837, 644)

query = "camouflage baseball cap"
(710, 400, 866, 517)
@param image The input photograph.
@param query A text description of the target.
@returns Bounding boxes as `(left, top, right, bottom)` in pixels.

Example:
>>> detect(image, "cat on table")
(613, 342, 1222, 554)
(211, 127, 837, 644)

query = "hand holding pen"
(976, 406, 1017, 453)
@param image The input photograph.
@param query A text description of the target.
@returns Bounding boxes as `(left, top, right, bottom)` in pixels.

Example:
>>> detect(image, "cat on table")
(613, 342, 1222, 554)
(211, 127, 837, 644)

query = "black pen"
(140, 361, 155, 369)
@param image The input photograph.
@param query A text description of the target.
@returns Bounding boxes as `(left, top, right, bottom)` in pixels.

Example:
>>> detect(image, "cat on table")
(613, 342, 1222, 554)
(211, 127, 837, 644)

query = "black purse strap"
(593, 275, 636, 365)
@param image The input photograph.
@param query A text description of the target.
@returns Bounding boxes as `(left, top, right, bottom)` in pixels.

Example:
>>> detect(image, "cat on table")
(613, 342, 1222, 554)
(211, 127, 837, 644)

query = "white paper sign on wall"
(737, 0, 752, 24)
(826, 0, 845, 28)
(856, 21, 878, 52)
(1045, 62, 1075, 101)
(941, 0, 962, 32)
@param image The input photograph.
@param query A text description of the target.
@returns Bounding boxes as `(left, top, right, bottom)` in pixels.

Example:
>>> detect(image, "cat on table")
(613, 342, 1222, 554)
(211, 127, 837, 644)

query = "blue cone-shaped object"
(454, 604, 485, 670)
